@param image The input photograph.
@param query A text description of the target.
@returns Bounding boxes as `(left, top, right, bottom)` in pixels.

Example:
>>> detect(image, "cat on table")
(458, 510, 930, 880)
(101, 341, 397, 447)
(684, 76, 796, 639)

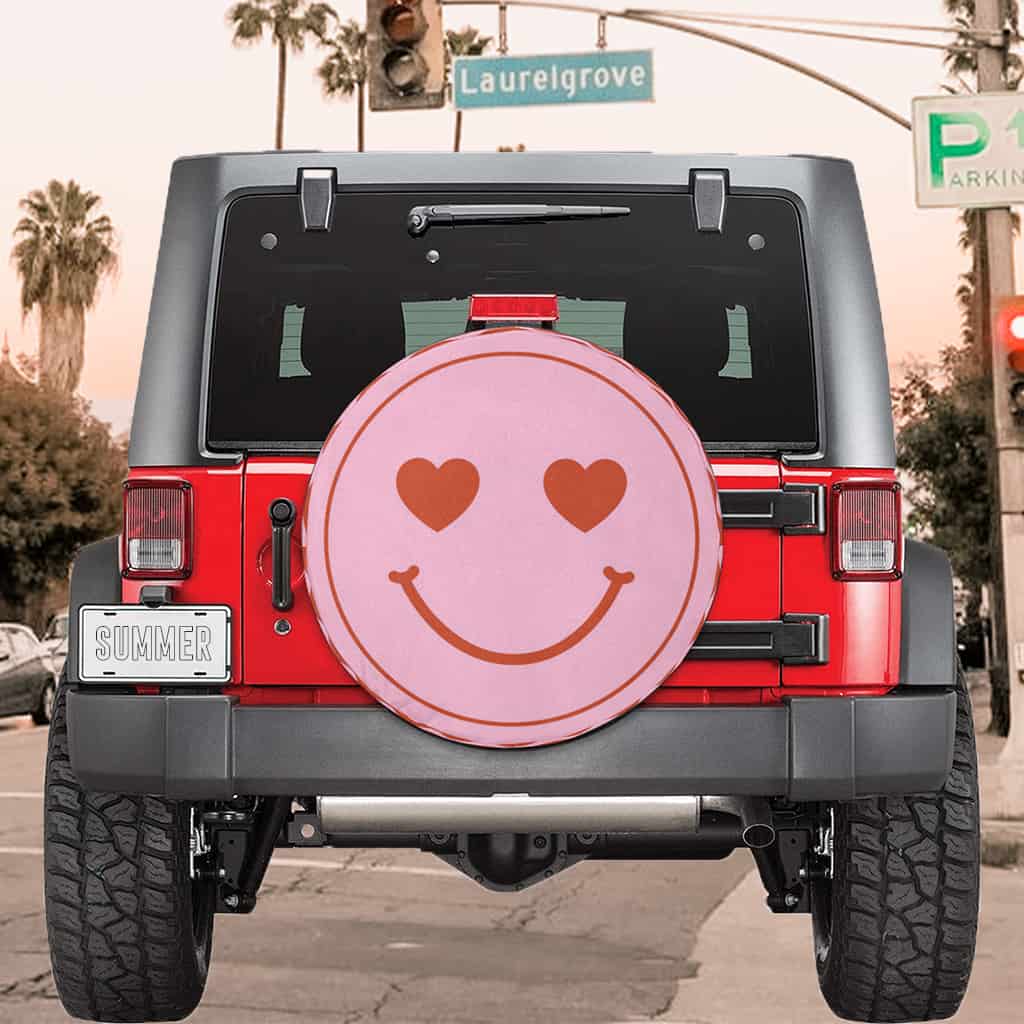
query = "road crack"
(0, 910, 41, 928)
(0, 968, 55, 1001)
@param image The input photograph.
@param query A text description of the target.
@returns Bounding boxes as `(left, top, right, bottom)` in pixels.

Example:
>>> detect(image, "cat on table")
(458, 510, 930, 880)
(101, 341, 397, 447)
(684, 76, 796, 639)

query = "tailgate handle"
(269, 498, 297, 612)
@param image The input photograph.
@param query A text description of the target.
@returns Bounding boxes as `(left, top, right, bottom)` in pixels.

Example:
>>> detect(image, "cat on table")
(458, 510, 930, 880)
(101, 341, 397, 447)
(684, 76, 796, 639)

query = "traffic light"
(367, 0, 445, 111)
(997, 297, 1024, 416)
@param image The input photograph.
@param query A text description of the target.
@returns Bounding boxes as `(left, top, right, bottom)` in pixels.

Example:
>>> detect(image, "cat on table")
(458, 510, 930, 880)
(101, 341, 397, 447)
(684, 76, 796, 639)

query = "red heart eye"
(544, 459, 627, 532)
(396, 458, 480, 531)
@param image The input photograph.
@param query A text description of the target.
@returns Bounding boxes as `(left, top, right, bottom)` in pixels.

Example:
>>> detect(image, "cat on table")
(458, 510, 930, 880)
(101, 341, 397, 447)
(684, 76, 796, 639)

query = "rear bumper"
(65, 688, 955, 802)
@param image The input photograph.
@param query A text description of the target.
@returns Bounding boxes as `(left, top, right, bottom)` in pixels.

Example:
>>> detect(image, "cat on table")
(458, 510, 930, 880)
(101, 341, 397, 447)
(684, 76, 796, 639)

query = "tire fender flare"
(899, 538, 955, 687)
(65, 536, 120, 685)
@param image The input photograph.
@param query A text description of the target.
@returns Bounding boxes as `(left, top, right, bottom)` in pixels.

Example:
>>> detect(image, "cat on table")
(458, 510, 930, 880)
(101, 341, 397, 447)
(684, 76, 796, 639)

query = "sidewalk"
(971, 671, 1024, 867)
(663, 865, 1024, 1024)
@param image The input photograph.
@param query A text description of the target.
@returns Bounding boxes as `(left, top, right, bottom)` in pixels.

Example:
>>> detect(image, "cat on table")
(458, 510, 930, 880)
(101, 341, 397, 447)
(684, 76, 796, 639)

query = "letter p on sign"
(929, 111, 991, 187)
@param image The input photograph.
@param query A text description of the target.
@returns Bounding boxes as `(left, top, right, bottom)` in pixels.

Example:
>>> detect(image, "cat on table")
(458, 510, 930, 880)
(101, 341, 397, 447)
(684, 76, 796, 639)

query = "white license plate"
(78, 605, 231, 683)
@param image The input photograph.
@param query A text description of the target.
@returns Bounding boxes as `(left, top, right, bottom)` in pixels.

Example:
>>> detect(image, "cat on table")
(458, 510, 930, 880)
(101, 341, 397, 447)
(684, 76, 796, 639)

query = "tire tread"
(817, 672, 980, 1022)
(43, 686, 210, 1022)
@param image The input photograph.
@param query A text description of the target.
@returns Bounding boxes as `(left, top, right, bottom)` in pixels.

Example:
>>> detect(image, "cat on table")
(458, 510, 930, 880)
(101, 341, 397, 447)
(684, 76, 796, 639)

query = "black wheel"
(32, 674, 56, 725)
(44, 683, 216, 1021)
(811, 668, 980, 1022)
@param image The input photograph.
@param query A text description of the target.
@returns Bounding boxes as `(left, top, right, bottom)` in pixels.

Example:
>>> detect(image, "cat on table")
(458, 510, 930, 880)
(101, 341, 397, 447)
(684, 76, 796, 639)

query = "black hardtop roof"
(129, 151, 893, 469)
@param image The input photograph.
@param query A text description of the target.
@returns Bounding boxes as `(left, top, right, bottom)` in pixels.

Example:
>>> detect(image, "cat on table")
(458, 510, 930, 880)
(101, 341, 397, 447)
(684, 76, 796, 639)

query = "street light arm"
(629, 8, 913, 129)
(443, 0, 913, 130)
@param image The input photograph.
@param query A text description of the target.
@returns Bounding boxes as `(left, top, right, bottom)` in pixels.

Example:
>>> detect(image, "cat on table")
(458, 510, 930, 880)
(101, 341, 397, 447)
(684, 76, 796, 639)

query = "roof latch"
(298, 168, 336, 232)
(691, 170, 728, 234)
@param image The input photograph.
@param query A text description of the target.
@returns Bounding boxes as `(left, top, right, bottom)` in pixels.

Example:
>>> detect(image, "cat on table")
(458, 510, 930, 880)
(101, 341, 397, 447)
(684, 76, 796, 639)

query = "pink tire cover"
(304, 327, 722, 747)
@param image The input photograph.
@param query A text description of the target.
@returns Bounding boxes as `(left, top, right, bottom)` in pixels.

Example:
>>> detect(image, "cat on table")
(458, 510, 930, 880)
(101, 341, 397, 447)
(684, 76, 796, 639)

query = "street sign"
(913, 93, 1024, 208)
(453, 50, 654, 110)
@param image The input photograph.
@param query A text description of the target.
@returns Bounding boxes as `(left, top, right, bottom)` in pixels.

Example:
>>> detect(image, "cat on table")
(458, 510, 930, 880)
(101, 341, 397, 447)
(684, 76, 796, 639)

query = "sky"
(0, 1, 1013, 434)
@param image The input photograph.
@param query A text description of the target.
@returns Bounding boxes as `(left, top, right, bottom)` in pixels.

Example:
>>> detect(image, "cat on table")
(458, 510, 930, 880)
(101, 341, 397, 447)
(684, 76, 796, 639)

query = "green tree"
(317, 19, 367, 152)
(227, 0, 336, 150)
(0, 364, 126, 627)
(446, 26, 493, 152)
(11, 180, 118, 394)
(894, 346, 991, 619)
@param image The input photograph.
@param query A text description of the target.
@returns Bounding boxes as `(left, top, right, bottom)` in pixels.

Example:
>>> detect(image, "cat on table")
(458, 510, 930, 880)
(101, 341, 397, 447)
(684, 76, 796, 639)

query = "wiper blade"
(407, 203, 630, 237)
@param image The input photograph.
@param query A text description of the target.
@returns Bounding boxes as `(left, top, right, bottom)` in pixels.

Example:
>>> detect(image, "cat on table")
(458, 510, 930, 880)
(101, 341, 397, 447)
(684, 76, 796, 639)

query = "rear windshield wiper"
(407, 203, 630, 237)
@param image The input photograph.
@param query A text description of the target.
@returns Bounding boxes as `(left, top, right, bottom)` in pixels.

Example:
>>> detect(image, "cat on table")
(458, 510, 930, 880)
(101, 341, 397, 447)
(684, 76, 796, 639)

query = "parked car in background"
(957, 617, 988, 670)
(0, 623, 57, 725)
(40, 609, 69, 675)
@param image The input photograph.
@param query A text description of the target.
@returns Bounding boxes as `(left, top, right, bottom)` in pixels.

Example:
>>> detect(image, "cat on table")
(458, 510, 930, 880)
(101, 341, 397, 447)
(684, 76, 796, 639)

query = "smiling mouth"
(387, 565, 635, 666)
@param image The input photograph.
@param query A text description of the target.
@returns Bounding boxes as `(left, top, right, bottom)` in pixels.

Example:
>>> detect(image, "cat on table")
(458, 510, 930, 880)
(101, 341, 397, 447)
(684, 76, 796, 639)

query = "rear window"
(207, 190, 816, 451)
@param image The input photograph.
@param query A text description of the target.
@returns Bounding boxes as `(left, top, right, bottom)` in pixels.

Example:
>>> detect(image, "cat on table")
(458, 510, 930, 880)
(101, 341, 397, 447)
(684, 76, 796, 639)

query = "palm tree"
(943, 2, 1022, 88)
(227, 0, 336, 150)
(446, 26, 493, 152)
(11, 180, 118, 393)
(317, 20, 367, 152)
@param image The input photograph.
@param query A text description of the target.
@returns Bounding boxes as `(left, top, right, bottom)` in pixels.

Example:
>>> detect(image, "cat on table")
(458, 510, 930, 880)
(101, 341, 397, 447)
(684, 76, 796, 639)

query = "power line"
(445, 0, 913, 128)
(638, 9, 956, 34)
(625, 10, 971, 51)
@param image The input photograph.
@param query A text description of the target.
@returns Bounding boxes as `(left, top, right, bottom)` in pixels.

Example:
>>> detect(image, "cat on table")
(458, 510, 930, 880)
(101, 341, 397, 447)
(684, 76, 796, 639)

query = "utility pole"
(977, 0, 1024, 815)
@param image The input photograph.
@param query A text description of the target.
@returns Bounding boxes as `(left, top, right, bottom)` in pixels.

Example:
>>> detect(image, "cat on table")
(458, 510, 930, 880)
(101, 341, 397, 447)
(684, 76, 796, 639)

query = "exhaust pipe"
(318, 794, 701, 834)
(702, 796, 777, 848)
(317, 794, 775, 841)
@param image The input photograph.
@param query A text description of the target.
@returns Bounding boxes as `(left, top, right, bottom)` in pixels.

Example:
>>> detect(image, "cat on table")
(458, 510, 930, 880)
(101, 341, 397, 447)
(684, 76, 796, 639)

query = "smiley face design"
(304, 327, 722, 747)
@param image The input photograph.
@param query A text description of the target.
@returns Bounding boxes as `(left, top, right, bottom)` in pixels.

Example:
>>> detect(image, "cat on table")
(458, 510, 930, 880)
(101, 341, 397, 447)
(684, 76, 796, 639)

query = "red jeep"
(45, 153, 979, 1022)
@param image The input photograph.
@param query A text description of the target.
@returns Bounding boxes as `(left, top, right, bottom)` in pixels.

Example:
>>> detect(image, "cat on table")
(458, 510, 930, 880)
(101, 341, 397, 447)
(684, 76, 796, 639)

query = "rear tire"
(811, 668, 980, 1022)
(44, 683, 215, 1021)
(32, 675, 56, 725)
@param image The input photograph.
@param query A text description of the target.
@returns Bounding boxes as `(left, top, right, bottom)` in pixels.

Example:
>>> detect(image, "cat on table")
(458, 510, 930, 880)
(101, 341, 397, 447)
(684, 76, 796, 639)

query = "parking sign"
(913, 93, 1024, 208)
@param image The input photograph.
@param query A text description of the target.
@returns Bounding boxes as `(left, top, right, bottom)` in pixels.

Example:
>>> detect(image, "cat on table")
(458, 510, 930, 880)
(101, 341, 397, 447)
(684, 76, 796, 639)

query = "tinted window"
(208, 191, 816, 451)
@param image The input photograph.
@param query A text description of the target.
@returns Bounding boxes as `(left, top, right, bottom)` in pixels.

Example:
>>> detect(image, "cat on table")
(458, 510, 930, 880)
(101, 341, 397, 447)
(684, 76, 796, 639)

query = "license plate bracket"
(78, 605, 232, 683)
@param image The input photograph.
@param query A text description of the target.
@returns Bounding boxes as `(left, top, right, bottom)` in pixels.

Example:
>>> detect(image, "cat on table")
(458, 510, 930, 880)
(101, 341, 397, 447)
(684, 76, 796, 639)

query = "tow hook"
(188, 808, 210, 881)
(268, 498, 297, 612)
(797, 807, 836, 888)
(813, 806, 835, 880)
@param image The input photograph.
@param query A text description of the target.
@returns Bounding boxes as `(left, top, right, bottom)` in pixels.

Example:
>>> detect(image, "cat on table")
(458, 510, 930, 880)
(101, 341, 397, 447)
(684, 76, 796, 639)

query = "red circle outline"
(309, 348, 716, 729)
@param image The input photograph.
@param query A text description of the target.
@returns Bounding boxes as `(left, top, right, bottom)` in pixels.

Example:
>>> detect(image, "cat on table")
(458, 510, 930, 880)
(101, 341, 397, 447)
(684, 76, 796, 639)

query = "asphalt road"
(0, 713, 750, 1024)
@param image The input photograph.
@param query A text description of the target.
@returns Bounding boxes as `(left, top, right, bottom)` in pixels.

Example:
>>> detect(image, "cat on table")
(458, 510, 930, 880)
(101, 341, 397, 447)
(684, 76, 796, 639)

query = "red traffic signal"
(998, 298, 1024, 373)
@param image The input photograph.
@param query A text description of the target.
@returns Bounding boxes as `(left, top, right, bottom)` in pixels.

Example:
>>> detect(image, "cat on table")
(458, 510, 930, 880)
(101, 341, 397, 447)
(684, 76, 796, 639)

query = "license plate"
(78, 605, 231, 683)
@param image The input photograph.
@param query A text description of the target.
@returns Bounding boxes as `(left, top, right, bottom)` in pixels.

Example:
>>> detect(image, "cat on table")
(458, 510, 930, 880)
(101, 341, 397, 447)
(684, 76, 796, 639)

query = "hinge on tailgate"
(689, 615, 829, 665)
(718, 485, 825, 534)
(691, 169, 728, 233)
(780, 613, 830, 666)
(298, 168, 336, 232)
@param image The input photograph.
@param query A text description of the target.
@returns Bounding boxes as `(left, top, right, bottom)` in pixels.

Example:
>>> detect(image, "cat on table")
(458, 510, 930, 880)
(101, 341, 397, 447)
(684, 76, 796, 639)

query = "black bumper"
(65, 688, 956, 802)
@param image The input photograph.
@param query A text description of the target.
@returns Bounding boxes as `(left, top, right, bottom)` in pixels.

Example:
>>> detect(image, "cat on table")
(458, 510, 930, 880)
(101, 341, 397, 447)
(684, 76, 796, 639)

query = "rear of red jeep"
(46, 153, 978, 1024)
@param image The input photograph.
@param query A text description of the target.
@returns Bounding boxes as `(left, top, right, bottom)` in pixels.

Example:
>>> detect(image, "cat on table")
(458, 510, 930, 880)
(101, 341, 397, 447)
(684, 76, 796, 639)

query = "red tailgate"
(237, 456, 785, 705)
(237, 458, 365, 702)
(654, 458, 781, 699)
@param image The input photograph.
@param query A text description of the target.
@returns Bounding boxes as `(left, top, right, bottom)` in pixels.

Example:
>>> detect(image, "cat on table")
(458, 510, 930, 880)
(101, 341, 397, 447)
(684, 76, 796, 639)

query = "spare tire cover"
(304, 327, 722, 747)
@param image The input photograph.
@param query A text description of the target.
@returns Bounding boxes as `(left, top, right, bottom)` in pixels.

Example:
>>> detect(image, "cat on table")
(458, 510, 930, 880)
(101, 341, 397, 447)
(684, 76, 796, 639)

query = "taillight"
(122, 480, 192, 578)
(832, 481, 902, 581)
